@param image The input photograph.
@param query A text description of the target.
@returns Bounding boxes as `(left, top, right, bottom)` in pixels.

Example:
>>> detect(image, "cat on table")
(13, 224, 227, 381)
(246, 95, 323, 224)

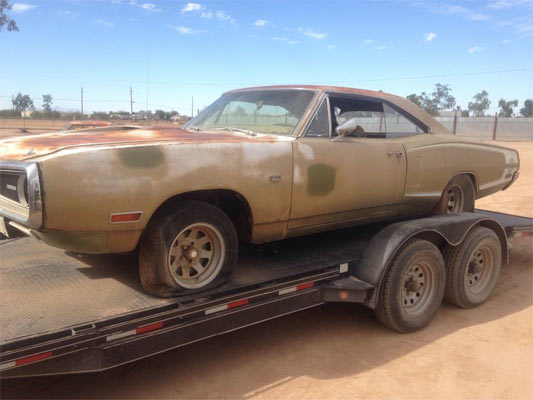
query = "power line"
(1, 67, 531, 87)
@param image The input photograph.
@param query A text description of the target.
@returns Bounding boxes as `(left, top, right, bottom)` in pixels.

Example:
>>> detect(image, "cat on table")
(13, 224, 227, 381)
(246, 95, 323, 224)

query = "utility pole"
(130, 87, 134, 121)
(191, 97, 194, 118)
(80, 87, 84, 116)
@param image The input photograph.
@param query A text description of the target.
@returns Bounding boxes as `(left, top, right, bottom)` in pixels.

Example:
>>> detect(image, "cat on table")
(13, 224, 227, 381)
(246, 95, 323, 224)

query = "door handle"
(388, 151, 403, 158)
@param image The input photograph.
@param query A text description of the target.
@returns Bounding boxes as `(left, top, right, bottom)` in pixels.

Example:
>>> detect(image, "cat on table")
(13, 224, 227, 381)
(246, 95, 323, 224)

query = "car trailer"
(1, 210, 531, 378)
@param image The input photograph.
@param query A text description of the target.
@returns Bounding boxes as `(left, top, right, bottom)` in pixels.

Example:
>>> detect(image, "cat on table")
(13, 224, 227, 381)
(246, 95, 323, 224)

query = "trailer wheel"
(139, 200, 238, 297)
(431, 175, 475, 215)
(443, 227, 501, 308)
(375, 240, 446, 333)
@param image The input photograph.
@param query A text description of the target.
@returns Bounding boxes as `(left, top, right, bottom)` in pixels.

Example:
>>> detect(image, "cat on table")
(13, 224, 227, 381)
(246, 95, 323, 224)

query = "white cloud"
(58, 10, 78, 17)
(201, 11, 212, 18)
(170, 25, 203, 35)
(181, 3, 204, 13)
(254, 19, 267, 27)
(488, 0, 533, 10)
(129, 1, 160, 12)
(216, 10, 235, 24)
(287, 40, 299, 45)
(364, 39, 374, 44)
(377, 45, 387, 50)
(272, 37, 286, 41)
(468, 46, 483, 53)
(94, 18, 114, 28)
(424, 32, 437, 42)
(502, 38, 512, 43)
(139, 3, 159, 11)
(328, 44, 336, 49)
(12, 3, 36, 13)
(298, 27, 326, 39)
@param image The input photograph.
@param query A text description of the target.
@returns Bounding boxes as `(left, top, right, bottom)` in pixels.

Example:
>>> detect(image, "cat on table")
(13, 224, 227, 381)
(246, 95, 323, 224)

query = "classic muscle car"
(0, 86, 520, 296)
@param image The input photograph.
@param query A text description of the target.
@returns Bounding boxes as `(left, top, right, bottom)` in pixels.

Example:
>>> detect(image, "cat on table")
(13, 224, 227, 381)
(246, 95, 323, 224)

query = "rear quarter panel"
(403, 134, 518, 205)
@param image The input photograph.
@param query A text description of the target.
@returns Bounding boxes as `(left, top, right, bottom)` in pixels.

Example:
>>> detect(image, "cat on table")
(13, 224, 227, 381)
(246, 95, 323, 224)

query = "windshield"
(185, 89, 316, 136)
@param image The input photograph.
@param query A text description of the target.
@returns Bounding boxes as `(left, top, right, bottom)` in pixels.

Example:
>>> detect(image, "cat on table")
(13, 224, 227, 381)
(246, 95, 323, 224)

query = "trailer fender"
(353, 213, 508, 309)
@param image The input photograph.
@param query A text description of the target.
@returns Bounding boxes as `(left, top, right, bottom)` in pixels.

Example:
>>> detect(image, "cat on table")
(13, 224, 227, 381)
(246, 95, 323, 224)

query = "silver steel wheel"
(168, 223, 226, 289)
(464, 243, 494, 296)
(401, 261, 436, 316)
(446, 184, 464, 213)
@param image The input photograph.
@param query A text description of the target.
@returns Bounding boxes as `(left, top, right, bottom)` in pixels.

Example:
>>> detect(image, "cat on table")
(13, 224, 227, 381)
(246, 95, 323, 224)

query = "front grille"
(0, 171, 27, 205)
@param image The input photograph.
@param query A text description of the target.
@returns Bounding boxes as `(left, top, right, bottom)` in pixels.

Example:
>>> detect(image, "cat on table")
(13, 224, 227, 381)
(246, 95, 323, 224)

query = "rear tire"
(443, 227, 501, 308)
(375, 240, 446, 333)
(431, 175, 475, 215)
(139, 200, 238, 297)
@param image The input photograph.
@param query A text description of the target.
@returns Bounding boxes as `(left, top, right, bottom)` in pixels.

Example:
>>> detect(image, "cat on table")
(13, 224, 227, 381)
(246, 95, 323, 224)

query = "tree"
(91, 111, 108, 120)
(12, 93, 34, 112)
(520, 99, 533, 117)
(154, 109, 169, 120)
(42, 94, 53, 112)
(431, 83, 456, 111)
(406, 84, 456, 116)
(406, 94, 422, 107)
(498, 98, 518, 117)
(0, 0, 18, 32)
(468, 90, 491, 117)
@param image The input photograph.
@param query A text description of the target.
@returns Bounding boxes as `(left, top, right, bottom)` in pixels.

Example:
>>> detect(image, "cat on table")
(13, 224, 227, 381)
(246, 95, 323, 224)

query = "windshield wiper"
(213, 127, 257, 136)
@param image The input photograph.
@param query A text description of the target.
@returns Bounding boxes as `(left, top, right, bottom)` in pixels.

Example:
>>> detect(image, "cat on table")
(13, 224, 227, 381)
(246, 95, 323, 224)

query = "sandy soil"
(1, 142, 532, 400)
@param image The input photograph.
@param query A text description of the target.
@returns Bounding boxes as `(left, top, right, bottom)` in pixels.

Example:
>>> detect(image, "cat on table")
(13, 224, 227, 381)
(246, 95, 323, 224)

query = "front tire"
(375, 240, 446, 333)
(139, 200, 238, 297)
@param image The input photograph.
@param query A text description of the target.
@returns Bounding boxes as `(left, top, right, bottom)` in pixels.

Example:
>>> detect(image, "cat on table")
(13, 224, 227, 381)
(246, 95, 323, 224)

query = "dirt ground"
(1, 142, 532, 400)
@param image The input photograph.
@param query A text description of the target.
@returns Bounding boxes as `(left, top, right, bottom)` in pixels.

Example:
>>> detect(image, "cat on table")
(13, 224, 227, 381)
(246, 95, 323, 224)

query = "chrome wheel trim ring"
(167, 222, 225, 289)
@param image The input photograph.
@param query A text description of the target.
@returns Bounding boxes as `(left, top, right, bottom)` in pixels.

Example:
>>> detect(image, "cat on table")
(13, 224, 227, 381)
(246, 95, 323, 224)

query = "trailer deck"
(0, 210, 531, 378)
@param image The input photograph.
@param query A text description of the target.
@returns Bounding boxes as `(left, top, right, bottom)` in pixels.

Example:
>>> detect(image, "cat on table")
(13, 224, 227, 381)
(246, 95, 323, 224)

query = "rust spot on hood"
(0, 126, 282, 161)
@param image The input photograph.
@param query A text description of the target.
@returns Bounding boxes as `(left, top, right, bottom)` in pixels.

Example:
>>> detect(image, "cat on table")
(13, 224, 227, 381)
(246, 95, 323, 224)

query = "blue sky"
(1, 0, 532, 115)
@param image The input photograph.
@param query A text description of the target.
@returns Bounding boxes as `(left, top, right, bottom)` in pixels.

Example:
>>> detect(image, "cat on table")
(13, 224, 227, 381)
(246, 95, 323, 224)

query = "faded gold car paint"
(0, 86, 519, 254)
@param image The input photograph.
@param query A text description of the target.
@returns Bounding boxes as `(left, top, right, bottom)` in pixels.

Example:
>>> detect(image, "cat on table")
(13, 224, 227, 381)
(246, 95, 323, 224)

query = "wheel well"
(150, 190, 253, 242)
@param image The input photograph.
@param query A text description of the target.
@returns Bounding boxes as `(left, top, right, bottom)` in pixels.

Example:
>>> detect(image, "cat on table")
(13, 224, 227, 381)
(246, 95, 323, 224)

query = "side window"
(305, 100, 330, 137)
(329, 95, 426, 139)
(383, 103, 425, 137)
(330, 97, 385, 138)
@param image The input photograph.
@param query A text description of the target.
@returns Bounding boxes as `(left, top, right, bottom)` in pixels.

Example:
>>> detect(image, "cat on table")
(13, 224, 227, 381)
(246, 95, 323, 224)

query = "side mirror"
(335, 118, 358, 137)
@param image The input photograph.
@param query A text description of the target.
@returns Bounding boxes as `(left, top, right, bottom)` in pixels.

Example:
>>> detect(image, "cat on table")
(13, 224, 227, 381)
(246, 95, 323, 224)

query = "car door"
(288, 95, 407, 231)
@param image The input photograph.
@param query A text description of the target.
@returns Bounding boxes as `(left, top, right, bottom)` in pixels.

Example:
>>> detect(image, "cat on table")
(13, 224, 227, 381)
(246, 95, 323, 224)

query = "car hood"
(0, 126, 283, 161)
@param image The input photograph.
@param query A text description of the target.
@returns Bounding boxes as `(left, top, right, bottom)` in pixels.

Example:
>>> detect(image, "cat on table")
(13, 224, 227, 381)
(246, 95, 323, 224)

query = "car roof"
(225, 85, 448, 134)
(226, 85, 397, 98)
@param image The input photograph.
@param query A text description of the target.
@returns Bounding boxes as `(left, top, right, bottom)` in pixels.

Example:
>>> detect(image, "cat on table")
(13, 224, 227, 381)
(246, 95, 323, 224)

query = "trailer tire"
(139, 200, 238, 297)
(443, 227, 501, 308)
(375, 240, 446, 333)
(431, 175, 475, 215)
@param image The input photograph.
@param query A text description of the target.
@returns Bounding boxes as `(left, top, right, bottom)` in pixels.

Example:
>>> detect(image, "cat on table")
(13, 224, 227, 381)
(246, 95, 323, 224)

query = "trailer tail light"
(110, 211, 143, 224)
